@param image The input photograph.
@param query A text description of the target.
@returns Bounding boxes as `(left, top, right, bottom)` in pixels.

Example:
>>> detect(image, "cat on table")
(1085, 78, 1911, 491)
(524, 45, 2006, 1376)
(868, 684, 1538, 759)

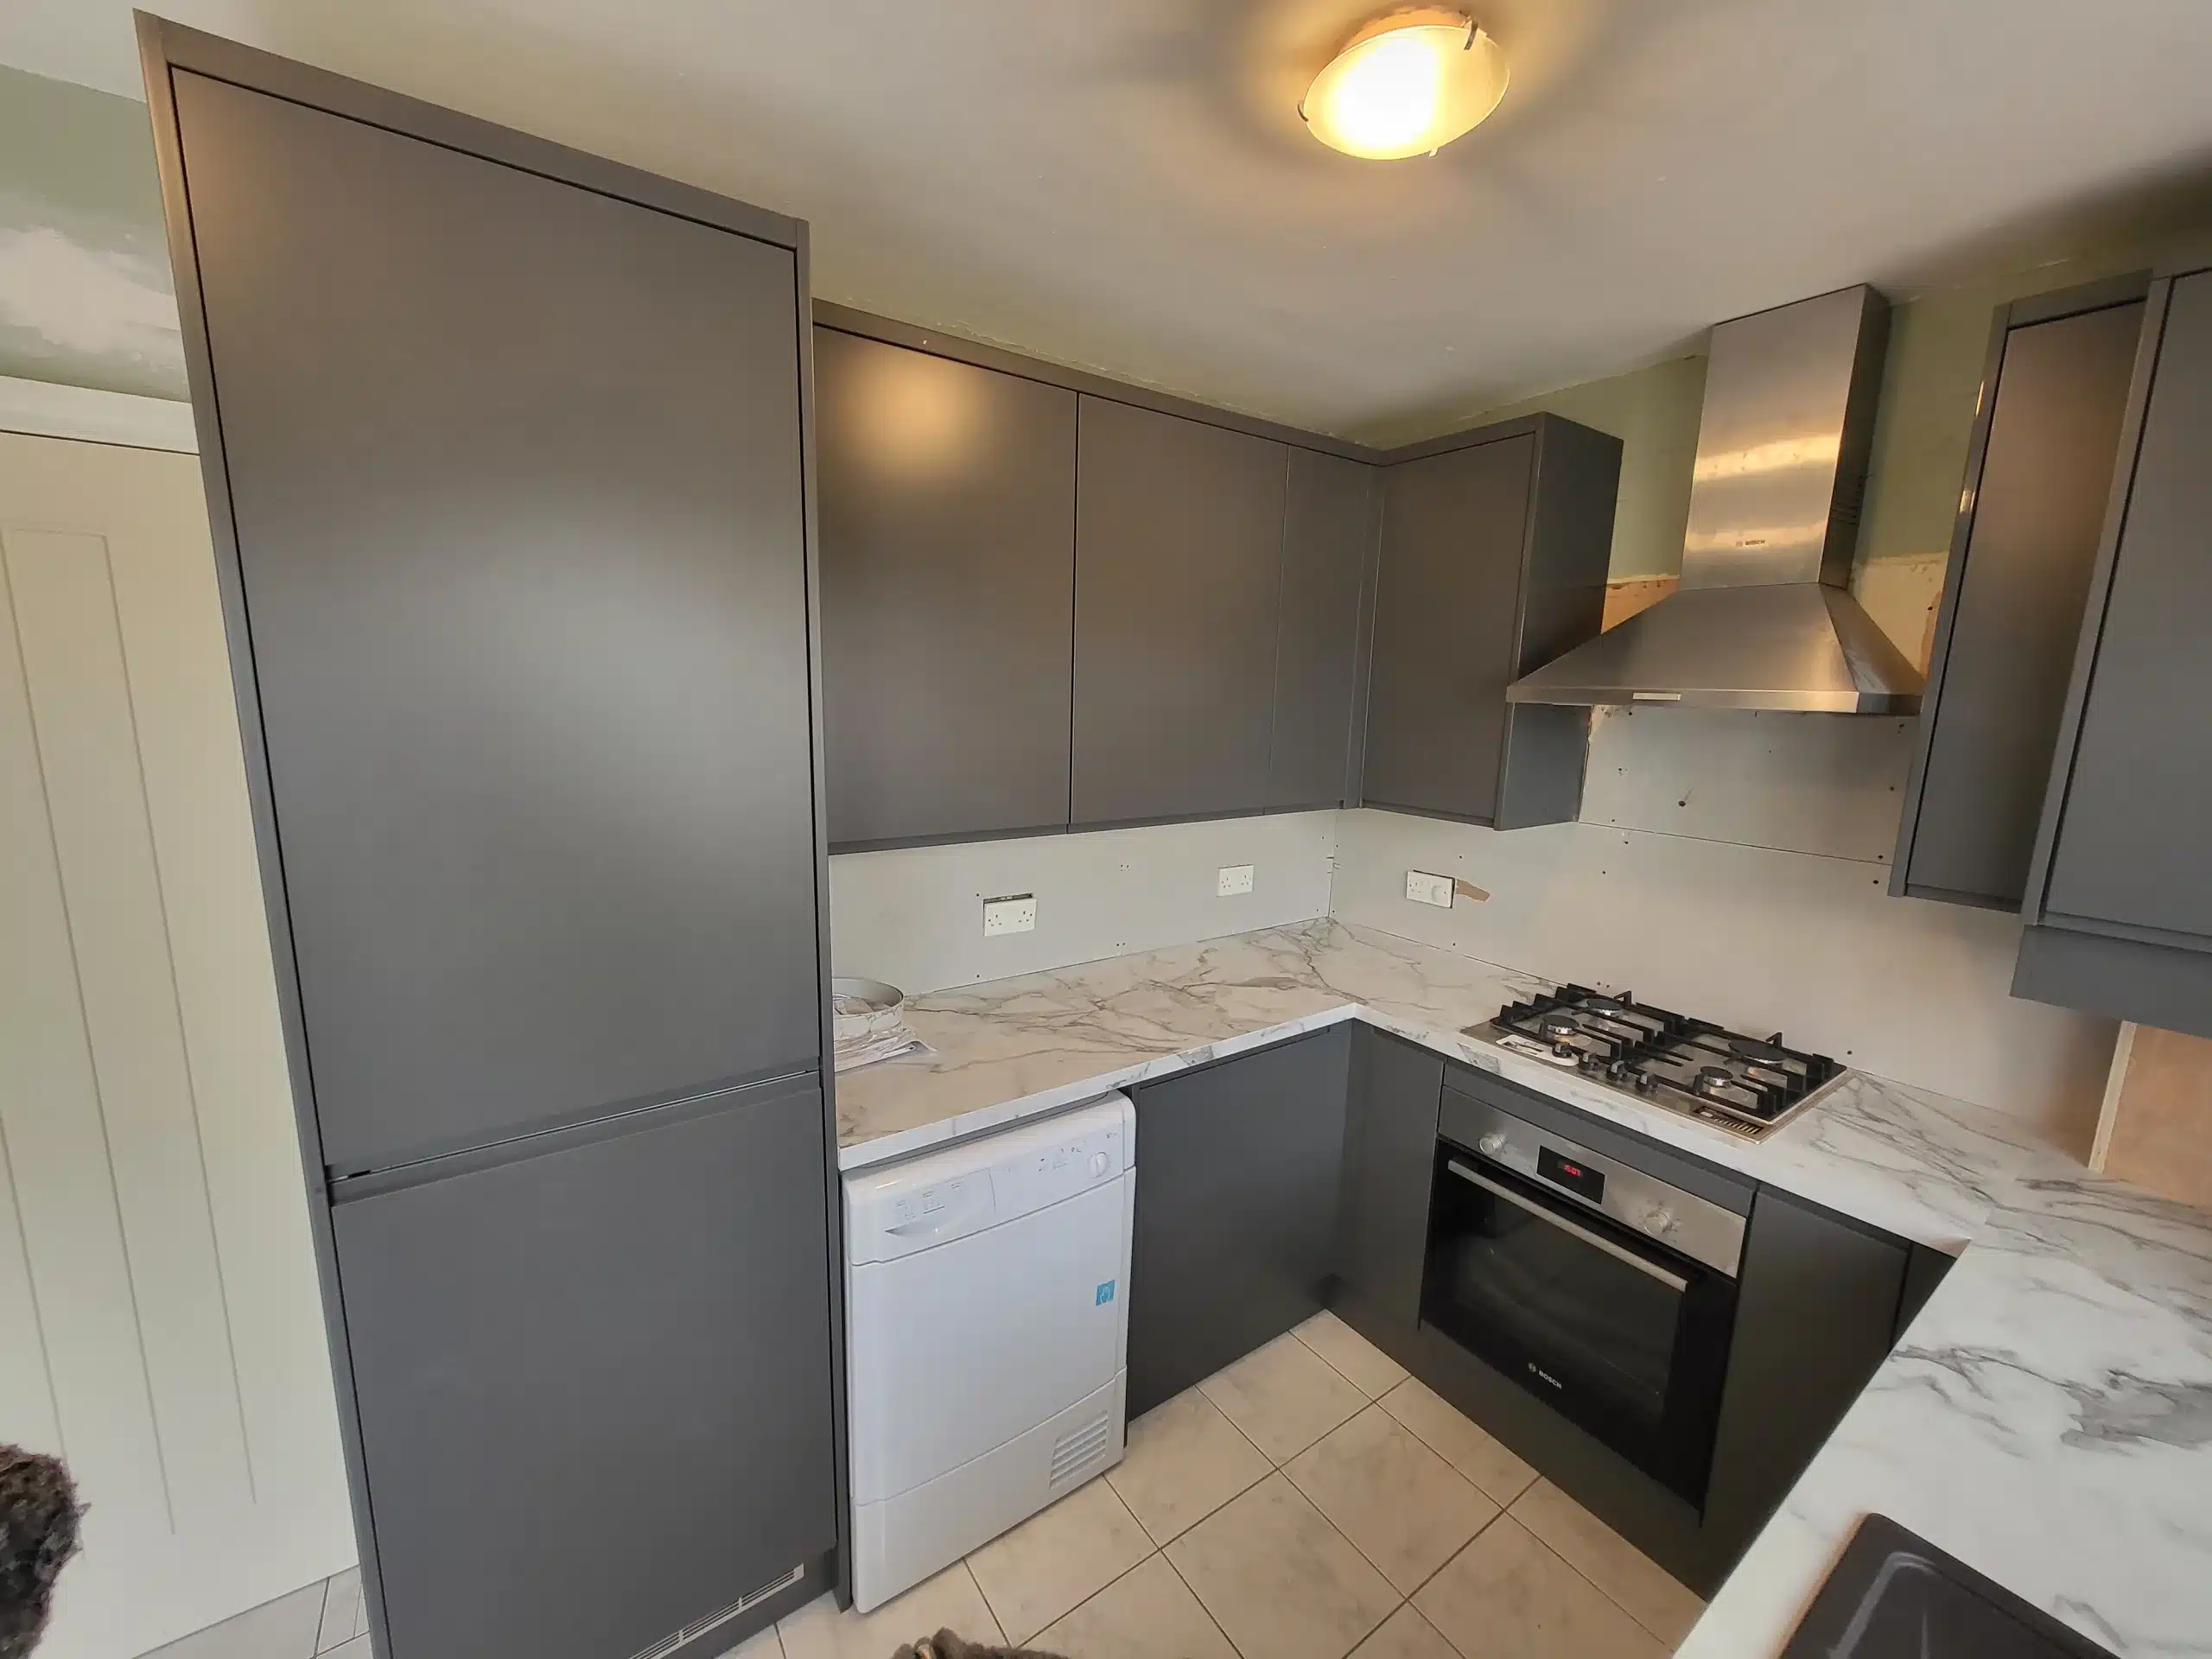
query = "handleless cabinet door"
(333, 1082, 835, 1659)
(1895, 291, 2145, 909)
(1072, 397, 1287, 826)
(1333, 1027, 1445, 1342)
(2042, 270, 2212, 944)
(1270, 448, 1380, 810)
(816, 327, 1077, 848)
(1364, 435, 1536, 823)
(170, 72, 820, 1172)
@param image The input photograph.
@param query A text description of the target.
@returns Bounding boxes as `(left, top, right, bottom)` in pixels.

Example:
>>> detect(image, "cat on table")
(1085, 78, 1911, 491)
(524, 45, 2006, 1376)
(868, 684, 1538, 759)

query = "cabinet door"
(1702, 1190, 1907, 1571)
(332, 1081, 835, 1659)
(1333, 1027, 1445, 1341)
(1269, 449, 1379, 810)
(816, 327, 1077, 848)
(1072, 397, 1287, 826)
(170, 70, 820, 1173)
(1896, 294, 2145, 908)
(2041, 270, 2212, 946)
(1364, 435, 1536, 823)
(1127, 1027, 1352, 1415)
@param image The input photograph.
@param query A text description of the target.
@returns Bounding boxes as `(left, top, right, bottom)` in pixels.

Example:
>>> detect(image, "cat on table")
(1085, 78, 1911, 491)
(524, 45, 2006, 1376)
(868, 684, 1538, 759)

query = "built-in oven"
(1421, 1089, 1746, 1508)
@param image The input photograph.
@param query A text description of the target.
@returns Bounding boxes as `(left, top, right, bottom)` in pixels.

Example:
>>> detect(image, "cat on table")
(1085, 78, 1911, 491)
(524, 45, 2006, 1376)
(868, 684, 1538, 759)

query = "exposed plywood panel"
(1580, 706, 1916, 865)
(0, 431, 352, 1659)
(2100, 1025, 2212, 1209)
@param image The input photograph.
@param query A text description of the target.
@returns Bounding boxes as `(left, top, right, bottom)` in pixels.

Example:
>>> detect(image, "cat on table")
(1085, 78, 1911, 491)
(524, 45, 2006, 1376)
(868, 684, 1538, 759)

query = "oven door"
(1420, 1142, 1738, 1507)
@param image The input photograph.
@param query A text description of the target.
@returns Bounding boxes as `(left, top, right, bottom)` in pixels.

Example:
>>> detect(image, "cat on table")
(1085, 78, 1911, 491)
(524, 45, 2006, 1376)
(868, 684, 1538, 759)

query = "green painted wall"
(0, 63, 183, 398)
(1450, 232, 2206, 588)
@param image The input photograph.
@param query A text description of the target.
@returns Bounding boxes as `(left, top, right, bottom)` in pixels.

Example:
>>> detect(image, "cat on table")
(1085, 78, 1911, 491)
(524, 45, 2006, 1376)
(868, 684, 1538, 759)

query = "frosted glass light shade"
(1303, 12, 1509, 160)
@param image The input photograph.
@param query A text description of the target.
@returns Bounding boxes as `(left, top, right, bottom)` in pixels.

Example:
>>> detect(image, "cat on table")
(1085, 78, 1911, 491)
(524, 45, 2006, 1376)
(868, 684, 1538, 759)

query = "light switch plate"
(1406, 869, 1454, 908)
(982, 893, 1037, 937)
(1217, 864, 1255, 897)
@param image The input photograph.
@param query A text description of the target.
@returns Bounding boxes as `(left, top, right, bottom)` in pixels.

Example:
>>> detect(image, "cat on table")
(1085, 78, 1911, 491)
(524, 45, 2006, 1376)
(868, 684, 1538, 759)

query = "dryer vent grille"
(1048, 1412, 1113, 1491)
(627, 1561, 805, 1659)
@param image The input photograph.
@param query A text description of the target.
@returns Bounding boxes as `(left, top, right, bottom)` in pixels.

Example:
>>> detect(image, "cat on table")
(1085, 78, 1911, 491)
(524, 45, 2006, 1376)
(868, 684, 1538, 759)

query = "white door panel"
(0, 431, 353, 1658)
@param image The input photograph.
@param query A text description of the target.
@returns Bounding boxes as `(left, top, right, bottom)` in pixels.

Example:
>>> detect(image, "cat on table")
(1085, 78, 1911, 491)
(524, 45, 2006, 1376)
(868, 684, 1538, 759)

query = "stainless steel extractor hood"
(1508, 285, 1923, 714)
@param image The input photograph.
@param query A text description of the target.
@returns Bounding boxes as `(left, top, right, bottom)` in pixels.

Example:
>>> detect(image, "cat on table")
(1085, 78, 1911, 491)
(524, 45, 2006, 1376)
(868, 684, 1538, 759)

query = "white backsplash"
(1328, 806, 2114, 1153)
(828, 811, 1338, 995)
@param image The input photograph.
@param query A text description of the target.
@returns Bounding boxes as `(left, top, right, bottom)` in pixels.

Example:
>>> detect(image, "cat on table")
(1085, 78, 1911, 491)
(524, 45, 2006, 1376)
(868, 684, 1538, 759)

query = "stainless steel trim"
(1446, 1096, 1746, 1275)
(1448, 1162, 1690, 1293)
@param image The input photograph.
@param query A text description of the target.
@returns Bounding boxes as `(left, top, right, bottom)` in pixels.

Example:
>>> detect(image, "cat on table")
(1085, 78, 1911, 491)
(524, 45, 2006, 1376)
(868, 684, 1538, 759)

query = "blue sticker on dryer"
(1095, 1281, 1116, 1306)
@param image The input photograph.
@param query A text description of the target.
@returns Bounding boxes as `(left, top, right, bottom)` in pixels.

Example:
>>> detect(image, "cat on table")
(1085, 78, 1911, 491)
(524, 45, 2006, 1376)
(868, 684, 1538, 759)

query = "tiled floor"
(768, 1312, 1704, 1659)
(141, 1566, 367, 1659)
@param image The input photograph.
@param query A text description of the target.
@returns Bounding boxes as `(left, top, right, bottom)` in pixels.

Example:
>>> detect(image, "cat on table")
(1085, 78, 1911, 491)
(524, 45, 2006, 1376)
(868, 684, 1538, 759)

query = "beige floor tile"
(713, 1622, 785, 1658)
(1034, 1554, 1237, 1659)
(1285, 1406, 1499, 1594)
(143, 1582, 327, 1659)
(1507, 1480, 1703, 1646)
(1294, 1311, 1409, 1399)
(968, 1475, 1157, 1643)
(1378, 1378, 1537, 1507)
(1164, 1473, 1399, 1659)
(1198, 1331, 1367, 1464)
(1413, 1517, 1666, 1659)
(779, 1564, 1002, 1659)
(1350, 1604, 1460, 1659)
(316, 1569, 364, 1654)
(1109, 1386, 1273, 1545)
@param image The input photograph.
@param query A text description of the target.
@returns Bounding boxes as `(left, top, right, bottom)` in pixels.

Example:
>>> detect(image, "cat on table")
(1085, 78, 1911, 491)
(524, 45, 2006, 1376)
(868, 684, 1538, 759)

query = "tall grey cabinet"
(141, 20, 840, 1659)
(2016, 251, 2212, 1039)
(1891, 277, 2147, 909)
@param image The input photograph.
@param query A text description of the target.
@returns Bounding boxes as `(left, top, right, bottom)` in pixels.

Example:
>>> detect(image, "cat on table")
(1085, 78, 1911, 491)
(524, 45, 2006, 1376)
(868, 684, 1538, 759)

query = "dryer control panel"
(844, 1093, 1134, 1264)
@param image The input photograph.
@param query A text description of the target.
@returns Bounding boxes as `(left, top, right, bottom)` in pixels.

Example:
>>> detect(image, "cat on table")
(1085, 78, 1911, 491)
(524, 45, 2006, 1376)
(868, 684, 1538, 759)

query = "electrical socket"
(1217, 864, 1255, 897)
(1405, 869, 1455, 908)
(982, 893, 1036, 937)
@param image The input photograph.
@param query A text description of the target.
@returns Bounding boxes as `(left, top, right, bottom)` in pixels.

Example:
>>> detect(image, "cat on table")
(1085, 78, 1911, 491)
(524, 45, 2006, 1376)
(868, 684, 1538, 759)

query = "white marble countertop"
(833, 918, 2212, 1656)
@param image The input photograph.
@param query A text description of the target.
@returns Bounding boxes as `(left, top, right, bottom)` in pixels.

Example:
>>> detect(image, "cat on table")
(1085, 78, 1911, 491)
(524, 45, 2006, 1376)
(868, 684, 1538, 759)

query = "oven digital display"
(1537, 1147, 1605, 1203)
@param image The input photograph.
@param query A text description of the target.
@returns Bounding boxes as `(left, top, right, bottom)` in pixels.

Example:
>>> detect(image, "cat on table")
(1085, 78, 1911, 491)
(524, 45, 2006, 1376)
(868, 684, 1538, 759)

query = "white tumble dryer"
(842, 1093, 1135, 1611)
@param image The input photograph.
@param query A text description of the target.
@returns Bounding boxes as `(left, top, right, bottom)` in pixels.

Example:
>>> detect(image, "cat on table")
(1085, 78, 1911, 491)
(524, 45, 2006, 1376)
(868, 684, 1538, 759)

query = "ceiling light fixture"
(1301, 9, 1509, 161)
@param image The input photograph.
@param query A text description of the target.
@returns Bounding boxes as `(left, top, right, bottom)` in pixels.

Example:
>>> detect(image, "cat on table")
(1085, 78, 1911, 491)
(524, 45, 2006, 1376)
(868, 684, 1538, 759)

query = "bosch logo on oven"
(1528, 1363, 1564, 1390)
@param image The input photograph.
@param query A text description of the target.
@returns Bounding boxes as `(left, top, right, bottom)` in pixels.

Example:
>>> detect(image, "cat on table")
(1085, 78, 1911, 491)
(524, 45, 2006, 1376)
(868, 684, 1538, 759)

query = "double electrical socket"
(1217, 864, 1255, 897)
(982, 893, 1036, 937)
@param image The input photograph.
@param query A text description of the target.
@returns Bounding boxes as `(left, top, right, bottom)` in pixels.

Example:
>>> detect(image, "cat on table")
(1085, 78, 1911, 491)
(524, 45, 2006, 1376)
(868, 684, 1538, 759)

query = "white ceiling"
(8, 1, 2212, 439)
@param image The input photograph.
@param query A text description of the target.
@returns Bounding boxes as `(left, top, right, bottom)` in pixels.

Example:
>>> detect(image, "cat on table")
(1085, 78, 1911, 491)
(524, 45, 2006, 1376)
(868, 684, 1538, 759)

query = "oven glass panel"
(1426, 1158, 1682, 1424)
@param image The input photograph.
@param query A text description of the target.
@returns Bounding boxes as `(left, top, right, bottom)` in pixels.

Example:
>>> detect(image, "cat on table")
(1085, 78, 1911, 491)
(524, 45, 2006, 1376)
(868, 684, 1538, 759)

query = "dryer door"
(849, 1177, 1128, 1503)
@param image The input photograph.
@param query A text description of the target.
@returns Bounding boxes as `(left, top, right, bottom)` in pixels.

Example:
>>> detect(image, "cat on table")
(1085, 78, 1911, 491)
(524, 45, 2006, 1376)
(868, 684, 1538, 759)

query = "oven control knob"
(1637, 1205, 1677, 1236)
(1478, 1132, 1509, 1158)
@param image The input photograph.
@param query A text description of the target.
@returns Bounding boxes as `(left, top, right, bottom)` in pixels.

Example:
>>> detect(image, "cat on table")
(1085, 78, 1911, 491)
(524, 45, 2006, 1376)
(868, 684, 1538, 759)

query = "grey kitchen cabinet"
(145, 20, 839, 1656)
(1363, 415, 1620, 828)
(1072, 397, 1290, 827)
(1127, 1027, 1354, 1416)
(331, 1083, 834, 1659)
(2017, 252, 2212, 1039)
(814, 324, 1078, 849)
(1892, 277, 2147, 909)
(1270, 448, 1382, 810)
(1700, 1189, 1910, 1581)
(1332, 1027, 1445, 1343)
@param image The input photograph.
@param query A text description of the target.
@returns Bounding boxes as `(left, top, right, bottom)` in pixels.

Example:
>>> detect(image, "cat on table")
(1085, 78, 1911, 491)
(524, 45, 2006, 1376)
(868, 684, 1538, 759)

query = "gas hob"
(1475, 985, 1845, 1140)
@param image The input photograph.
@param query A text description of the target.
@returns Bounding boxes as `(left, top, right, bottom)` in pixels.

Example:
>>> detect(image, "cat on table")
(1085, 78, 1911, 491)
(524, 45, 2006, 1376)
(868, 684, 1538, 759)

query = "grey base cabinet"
(1127, 1027, 1353, 1416)
(1332, 1027, 1446, 1339)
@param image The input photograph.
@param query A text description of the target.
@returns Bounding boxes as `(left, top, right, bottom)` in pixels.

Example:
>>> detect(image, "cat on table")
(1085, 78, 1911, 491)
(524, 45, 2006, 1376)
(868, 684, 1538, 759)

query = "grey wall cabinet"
(1127, 1027, 1353, 1415)
(1701, 1190, 1908, 1582)
(1332, 1027, 1445, 1342)
(1073, 397, 1290, 827)
(144, 22, 841, 1657)
(1271, 448, 1382, 810)
(1892, 278, 2147, 909)
(2017, 256, 2212, 1039)
(1363, 415, 1620, 828)
(815, 326, 1078, 849)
